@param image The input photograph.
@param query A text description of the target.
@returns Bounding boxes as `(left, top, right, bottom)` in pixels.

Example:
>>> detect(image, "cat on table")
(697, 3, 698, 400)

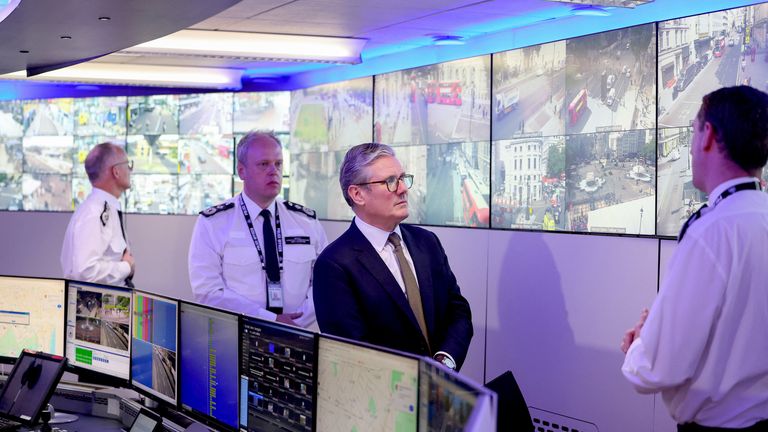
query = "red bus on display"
(568, 89, 588, 125)
(461, 176, 489, 226)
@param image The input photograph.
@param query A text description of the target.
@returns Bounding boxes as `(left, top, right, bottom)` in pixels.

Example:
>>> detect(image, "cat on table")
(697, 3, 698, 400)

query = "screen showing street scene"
(126, 175, 178, 214)
(23, 99, 74, 136)
(0, 174, 22, 211)
(72, 176, 92, 207)
(289, 150, 353, 220)
(492, 41, 566, 140)
(289, 77, 372, 153)
(73, 136, 125, 176)
(233, 92, 290, 133)
(374, 55, 491, 146)
(0, 101, 23, 137)
(178, 135, 233, 175)
(658, 4, 768, 128)
(492, 130, 656, 234)
(74, 97, 127, 137)
(127, 134, 179, 174)
(565, 24, 656, 134)
(178, 175, 232, 215)
(179, 93, 233, 135)
(22, 136, 74, 174)
(127, 95, 179, 135)
(22, 173, 72, 211)
(656, 126, 703, 236)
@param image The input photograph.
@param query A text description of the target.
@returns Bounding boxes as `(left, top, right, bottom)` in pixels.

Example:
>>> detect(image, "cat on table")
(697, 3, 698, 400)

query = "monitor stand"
(45, 403, 78, 425)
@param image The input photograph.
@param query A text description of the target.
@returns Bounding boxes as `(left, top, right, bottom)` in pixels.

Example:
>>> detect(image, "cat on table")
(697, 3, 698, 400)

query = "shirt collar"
(354, 217, 403, 253)
(240, 192, 276, 219)
(708, 177, 760, 206)
(92, 187, 122, 211)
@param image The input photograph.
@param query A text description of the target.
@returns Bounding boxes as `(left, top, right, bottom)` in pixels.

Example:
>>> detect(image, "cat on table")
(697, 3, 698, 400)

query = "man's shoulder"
(199, 199, 236, 218)
(400, 223, 437, 240)
(280, 200, 317, 220)
(318, 225, 361, 260)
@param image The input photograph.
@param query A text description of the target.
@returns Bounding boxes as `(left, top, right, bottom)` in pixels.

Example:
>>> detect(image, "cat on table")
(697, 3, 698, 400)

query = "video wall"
(0, 2, 766, 237)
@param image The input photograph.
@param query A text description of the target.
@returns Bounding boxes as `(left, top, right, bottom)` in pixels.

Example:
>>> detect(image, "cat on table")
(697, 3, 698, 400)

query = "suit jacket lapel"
(348, 221, 424, 334)
(400, 225, 435, 338)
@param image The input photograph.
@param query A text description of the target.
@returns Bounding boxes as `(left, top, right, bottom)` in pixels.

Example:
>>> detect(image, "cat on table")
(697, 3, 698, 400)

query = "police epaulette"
(284, 201, 316, 219)
(200, 202, 235, 217)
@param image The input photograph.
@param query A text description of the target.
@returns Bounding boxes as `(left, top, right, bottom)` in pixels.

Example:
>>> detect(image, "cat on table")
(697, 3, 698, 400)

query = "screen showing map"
(0, 276, 65, 358)
(316, 337, 418, 432)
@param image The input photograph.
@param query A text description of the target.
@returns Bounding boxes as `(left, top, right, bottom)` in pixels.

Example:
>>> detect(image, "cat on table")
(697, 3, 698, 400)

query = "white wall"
(0, 210, 678, 431)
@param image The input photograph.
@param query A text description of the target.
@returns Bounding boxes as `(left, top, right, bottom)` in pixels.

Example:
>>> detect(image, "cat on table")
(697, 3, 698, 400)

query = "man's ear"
(348, 184, 365, 207)
(702, 121, 716, 152)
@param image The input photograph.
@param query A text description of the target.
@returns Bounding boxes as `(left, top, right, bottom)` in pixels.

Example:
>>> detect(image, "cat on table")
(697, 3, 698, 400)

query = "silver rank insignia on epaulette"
(200, 202, 235, 217)
(284, 201, 316, 219)
(100, 201, 110, 226)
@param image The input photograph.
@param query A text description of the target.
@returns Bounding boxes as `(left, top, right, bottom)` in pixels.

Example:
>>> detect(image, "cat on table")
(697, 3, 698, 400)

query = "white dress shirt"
(188, 193, 327, 330)
(61, 187, 131, 286)
(622, 177, 768, 427)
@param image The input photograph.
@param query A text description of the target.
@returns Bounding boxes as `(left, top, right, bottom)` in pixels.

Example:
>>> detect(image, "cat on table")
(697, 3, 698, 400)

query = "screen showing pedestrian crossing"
(65, 281, 132, 381)
(131, 290, 178, 405)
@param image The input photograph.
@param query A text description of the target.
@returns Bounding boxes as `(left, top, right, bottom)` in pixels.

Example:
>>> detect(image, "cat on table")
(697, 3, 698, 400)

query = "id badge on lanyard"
(267, 279, 284, 309)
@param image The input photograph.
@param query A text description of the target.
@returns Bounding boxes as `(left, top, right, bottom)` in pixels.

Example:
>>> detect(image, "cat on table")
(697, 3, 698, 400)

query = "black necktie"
(260, 209, 280, 282)
(117, 209, 134, 288)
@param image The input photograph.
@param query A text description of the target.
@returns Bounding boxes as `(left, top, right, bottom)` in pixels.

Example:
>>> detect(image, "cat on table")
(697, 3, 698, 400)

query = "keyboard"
(0, 416, 20, 431)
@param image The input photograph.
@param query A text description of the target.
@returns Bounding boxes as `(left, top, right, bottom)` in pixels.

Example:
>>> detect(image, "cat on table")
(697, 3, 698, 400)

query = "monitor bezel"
(238, 315, 318, 432)
(0, 349, 68, 426)
(63, 279, 132, 388)
(0, 274, 68, 364)
(177, 300, 240, 432)
(129, 289, 179, 408)
(314, 333, 422, 432)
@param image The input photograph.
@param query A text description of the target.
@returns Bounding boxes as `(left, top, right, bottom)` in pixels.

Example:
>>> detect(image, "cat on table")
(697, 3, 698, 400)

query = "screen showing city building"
(131, 291, 178, 405)
(180, 302, 239, 430)
(239, 316, 315, 432)
(66, 281, 131, 380)
(0, 276, 65, 358)
(234, 92, 290, 133)
(418, 360, 478, 432)
(316, 337, 418, 432)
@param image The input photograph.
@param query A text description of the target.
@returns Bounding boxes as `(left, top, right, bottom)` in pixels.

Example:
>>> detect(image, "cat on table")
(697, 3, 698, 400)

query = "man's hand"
(276, 311, 303, 326)
(122, 249, 135, 276)
(621, 308, 649, 354)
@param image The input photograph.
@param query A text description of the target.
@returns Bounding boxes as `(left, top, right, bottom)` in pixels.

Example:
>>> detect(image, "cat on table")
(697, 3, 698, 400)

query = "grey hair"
(84, 142, 123, 183)
(339, 143, 396, 207)
(236, 131, 282, 164)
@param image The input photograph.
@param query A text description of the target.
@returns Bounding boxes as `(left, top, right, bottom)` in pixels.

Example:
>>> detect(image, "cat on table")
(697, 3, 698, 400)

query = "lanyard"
(711, 180, 761, 207)
(238, 195, 283, 273)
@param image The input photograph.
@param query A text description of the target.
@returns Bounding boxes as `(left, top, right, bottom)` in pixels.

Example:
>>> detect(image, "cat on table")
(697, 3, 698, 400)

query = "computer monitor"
(315, 335, 419, 432)
(0, 350, 67, 426)
(418, 358, 480, 431)
(179, 302, 239, 431)
(239, 316, 316, 432)
(130, 290, 178, 406)
(0, 276, 66, 360)
(65, 280, 132, 383)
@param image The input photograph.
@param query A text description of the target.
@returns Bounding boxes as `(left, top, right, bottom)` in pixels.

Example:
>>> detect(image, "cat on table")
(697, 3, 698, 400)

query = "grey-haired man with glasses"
(61, 142, 135, 286)
(313, 142, 473, 371)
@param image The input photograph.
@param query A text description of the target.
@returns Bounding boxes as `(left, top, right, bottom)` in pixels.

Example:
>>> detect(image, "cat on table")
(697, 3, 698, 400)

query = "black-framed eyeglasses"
(356, 174, 413, 192)
(112, 160, 134, 171)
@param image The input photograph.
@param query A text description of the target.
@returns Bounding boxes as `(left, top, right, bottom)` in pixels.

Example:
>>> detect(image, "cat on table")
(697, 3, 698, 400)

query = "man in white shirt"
(61, 142, 135, 286)
(188, 132, 327, 330)
(313, 143, 473, 371)
(621, 86, 768, 431)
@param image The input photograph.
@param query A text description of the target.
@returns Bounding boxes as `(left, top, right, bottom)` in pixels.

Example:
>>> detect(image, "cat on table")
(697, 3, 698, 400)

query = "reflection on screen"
(66, 281, 132, 380)
(418, 360, 478, 432)
(180, 303, 238, 429)
(316, 337, 418, 432)
(0, 276, 65, 358)
(131, 291, 178, 405)
(239, 317, 315, 432)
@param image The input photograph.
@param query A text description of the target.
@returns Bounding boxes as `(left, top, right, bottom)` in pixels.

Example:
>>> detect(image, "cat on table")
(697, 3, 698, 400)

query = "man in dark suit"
(313, 143, 473, 370)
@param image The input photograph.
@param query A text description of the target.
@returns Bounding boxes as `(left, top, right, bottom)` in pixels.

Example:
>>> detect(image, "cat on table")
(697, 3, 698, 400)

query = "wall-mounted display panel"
(128, 95, 180, 135)
(73, 136, 126, 176)
(565, 24, 656, 134)
(234, 92, 290, 133)
(179, 93, 233, 136)
(22, 136, 74, 174)
(375, 55, 491, 146)
(0, 101, 24, 137)
(178, 135, 233, 175)
(290, 77, 372, 153)
(22, 99, 74, 136)
(22, 173, 72, 211)
(178, 174, 232, 215)
(127, 174, 178, 214)
(127, 134, 179, 174)
(74, 97, 127, 137)
(656, 126, 700, 237)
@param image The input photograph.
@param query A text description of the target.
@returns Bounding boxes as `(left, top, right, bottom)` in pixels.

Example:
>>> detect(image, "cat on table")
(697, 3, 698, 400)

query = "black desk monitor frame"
(0, 350, 67, 426)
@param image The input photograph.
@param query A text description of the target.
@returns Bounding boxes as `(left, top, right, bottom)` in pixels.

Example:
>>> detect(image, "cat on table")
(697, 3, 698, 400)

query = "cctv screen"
(131, 291, 178, 405)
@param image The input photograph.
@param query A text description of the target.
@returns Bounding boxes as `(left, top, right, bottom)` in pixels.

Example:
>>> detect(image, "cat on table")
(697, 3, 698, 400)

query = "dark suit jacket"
(313, 220, 473, 369)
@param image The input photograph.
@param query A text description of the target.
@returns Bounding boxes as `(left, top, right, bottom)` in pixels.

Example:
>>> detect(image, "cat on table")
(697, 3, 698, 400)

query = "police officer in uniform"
(61, 142, 135, 286)
(188, 131, 327, 330)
